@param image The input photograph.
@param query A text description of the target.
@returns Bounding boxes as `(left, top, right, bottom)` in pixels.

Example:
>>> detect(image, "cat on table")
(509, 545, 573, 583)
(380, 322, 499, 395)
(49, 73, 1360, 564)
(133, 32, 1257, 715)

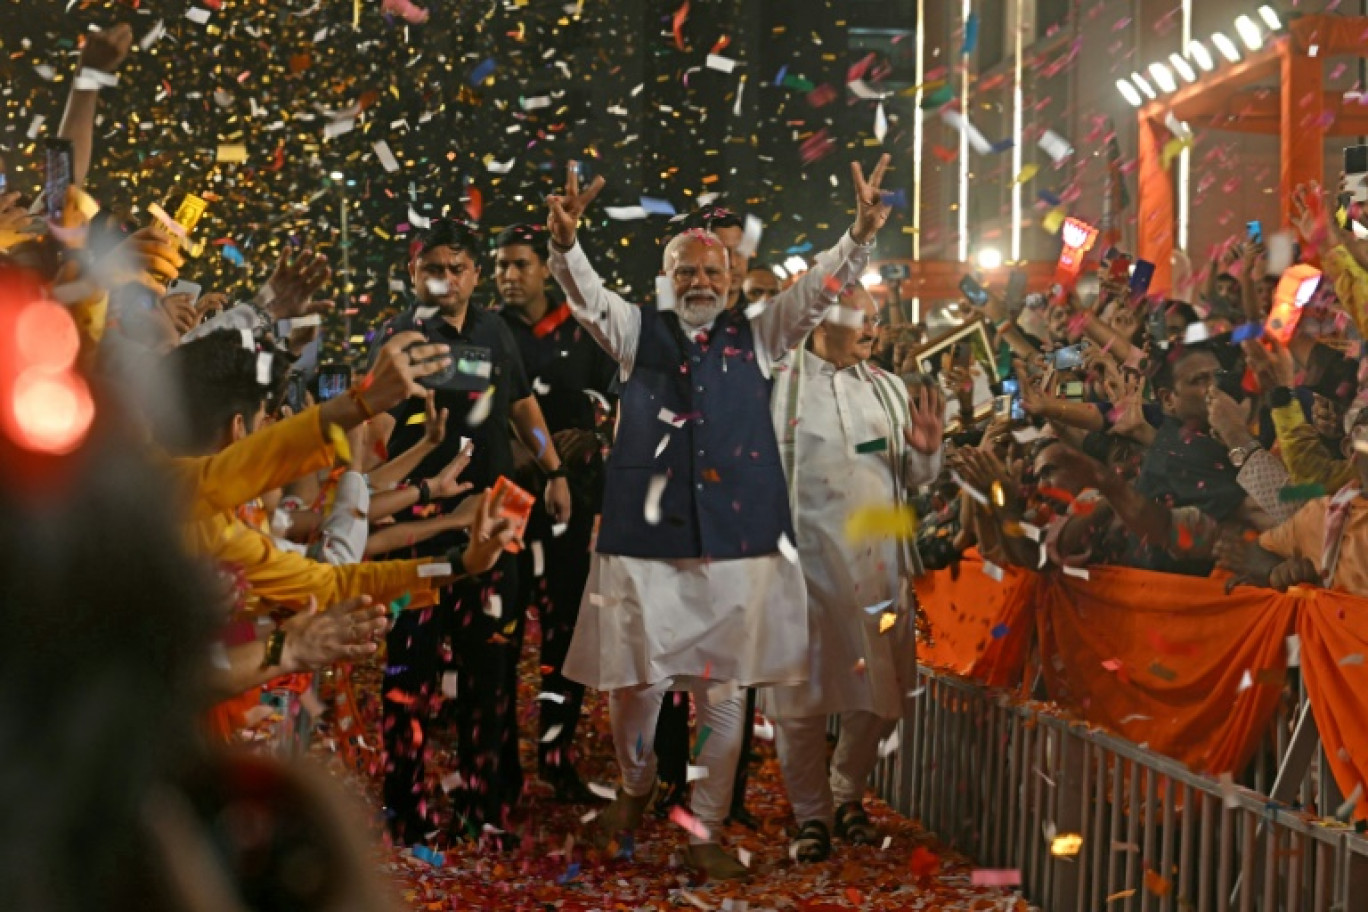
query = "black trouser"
(382, 551, 523, 841)
(523, 506, 596, 772)
(654, 686, 757, 809)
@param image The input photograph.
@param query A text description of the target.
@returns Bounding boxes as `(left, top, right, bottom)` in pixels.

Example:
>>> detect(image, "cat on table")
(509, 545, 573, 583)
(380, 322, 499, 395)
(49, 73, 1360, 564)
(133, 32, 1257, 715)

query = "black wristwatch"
(545, 466, 568, 480)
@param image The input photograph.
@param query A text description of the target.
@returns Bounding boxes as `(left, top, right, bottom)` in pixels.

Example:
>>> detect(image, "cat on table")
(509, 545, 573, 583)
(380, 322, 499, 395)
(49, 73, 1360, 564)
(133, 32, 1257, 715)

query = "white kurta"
(763, 350, 942, 720)
(547, 231, 872, 692)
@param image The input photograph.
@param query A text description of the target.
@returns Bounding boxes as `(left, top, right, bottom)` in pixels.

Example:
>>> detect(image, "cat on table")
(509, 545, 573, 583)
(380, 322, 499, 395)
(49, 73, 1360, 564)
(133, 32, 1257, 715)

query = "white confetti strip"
(441, 672, 459, 698)
(644, 475, 667, 525)
(655, 274, 677, 311)
(536, 691, 567, 704)
(778, 533, 799, 563)
(1062, 565, 1090, 580)
(532, 540, 545, 577)
(482, 593, 502, 619)
(373, 140, 400, 172)
(1286, 634, 1301, 668)
(1038, 129, 1074, 163)
(686, 764, 710, 782)
(705, 54, 737, 73)
(541, 723, 564, 743)
(417, 562, 452, 578)
(185, 7, 212, 24)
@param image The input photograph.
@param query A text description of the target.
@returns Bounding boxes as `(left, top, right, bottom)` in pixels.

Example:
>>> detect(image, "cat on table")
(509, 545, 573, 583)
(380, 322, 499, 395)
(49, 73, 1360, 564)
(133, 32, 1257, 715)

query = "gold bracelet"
(347, 385, 377, 420)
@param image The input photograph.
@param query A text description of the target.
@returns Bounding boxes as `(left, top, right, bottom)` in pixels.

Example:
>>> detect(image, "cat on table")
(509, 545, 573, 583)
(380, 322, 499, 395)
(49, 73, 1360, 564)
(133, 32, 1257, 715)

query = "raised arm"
(59, 24, 132, 186)
(752, 154, 892, 359)
(546, 162, 642, 370)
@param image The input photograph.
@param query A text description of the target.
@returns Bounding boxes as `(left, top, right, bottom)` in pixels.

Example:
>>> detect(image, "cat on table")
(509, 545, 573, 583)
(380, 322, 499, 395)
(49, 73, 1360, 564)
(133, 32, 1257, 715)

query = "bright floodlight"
(1148, 63, 1177, 94)
(1212, 32, 1242, 62)
(783, 255, 808, 276)
(1169, 53, 1197, 83)
(1188, 40, 1215, 71)
(1116, 79, 1144, 107)
(1234, 16, 1263, 51)
(1131, 73, 1158, 101)
(1258, 6, 1281, 31)
(976, 248, 1003, 271)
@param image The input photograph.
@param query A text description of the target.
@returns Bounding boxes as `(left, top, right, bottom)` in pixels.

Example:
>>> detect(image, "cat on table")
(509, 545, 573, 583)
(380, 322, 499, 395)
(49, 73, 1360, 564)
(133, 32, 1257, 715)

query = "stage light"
(1234, 16, 1263, 51)
(1169, 53, 1197, 83)
(1116, 79, 1143, 107)
(1211, 32, 1242, 63)
(1188, 40, 1215, 72)
(1131, 73, 1157, 101)
(1148, 63, 1177, 94)
(1257, 6, 1281, 31)
(976, 247, 1003, 270)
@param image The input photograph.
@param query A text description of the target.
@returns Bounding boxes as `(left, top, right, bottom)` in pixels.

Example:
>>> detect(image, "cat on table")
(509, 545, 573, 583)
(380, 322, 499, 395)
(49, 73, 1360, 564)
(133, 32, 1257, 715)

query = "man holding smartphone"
(369, 218, 570, 847)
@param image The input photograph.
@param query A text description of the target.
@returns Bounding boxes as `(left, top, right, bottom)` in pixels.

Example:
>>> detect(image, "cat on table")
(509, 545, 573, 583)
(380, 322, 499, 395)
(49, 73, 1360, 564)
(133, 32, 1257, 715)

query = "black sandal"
(790, 819, 832, 862)
(835, 801, 878, 845)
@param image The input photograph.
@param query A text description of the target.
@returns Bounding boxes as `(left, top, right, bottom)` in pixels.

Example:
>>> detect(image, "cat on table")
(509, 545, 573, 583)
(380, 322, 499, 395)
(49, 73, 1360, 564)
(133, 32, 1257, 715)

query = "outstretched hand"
(851, 153, 893, 245)
(904, 384, 945, 455)
(546, 161, 605, 249)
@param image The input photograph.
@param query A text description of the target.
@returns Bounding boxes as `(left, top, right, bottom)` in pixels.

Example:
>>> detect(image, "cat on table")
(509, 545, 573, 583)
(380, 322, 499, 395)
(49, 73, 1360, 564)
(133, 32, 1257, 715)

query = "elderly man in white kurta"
(541, 157, 894, 880)
(767, 284, 945, 862)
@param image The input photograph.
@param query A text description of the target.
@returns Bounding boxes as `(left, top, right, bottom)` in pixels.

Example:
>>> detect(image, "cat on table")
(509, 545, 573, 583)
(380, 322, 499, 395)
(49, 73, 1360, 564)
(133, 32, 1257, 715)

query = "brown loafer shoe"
(685, 842, 751, 881)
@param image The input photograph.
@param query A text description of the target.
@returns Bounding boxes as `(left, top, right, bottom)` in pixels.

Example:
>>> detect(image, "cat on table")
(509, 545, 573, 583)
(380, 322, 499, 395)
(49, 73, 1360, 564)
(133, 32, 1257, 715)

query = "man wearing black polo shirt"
(372, 219, 570, 847)
(493, 224, 617, 803)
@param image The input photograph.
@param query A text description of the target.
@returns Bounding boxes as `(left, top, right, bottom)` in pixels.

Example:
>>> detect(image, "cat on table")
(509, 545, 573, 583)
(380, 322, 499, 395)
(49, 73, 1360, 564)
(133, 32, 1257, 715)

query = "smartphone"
(1050, 344, 1085, 371)
(959, 274, 990, 307)
(1147, 308, 1169, 346)
(1005, 268, 1028, 312)
(166, 278, 202, 305)
(1060, 380, 1086, 400)
(285, 372, 308, 413)
(1001, 377, 1025, 421)
(317, 364, 352, 401)
(1346, 144, 1368, 202)
(1247, 220, 1263, 245)
(44, 138, 73, 223)
(490, 475, 535, 554)
(1265, 265, 1322, 345)
(1129, 260, 1156, 297)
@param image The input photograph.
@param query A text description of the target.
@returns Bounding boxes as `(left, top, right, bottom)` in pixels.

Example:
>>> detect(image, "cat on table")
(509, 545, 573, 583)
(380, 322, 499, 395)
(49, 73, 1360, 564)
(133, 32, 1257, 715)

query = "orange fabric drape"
(1135, 115, 1175, 299)
(918, 562, 1368, 819)
(915, 551, 1035, 687)
(1281, 40, 1324, 248)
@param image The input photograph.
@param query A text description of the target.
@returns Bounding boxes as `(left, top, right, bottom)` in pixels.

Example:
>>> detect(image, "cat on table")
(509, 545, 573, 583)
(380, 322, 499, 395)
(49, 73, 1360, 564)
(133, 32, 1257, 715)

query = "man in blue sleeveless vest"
(542, 155, 894, 879)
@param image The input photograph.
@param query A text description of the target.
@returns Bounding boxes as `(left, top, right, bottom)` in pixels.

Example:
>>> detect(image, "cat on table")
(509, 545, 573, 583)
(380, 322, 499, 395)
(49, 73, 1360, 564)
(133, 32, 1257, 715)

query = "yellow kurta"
(170, 407, 438, 611)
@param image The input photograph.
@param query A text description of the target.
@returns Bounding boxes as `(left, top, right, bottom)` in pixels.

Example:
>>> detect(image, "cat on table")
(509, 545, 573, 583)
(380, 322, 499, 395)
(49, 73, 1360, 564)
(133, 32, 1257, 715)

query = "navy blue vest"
(596, 305, 795, 560)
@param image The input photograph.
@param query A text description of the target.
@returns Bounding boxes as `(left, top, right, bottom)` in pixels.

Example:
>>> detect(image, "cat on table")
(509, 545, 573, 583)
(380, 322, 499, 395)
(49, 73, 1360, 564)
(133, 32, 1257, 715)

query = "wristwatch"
(1228, 442, 1263, 468)
(260, 628, 287, 670)
(545, 466, 568, 480)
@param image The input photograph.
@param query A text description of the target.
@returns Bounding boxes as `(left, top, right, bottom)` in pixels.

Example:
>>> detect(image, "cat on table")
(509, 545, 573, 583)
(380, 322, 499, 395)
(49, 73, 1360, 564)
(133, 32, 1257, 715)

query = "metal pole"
(338, 182, 351, 350)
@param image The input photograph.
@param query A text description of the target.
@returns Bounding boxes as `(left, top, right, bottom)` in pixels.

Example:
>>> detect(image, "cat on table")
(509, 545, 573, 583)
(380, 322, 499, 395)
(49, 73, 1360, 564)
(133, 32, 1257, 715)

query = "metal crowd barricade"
(861, 664, 1368, 912)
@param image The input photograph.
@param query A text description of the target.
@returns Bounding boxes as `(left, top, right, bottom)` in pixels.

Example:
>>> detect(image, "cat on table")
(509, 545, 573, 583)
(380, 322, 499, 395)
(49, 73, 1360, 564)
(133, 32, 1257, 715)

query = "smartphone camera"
(1050, 345, 1085, 371)
(317, 364, 353, 402)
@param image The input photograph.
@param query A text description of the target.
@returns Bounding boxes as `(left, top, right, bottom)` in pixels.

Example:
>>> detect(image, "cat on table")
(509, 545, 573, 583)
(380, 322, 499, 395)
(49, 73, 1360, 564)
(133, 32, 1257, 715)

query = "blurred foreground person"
(0, 267, 398, 912)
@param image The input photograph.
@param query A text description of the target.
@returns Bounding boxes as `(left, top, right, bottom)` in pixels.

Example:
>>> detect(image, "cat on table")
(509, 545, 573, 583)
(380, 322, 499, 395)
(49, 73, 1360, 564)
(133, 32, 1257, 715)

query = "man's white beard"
(678, 291, 725, 328)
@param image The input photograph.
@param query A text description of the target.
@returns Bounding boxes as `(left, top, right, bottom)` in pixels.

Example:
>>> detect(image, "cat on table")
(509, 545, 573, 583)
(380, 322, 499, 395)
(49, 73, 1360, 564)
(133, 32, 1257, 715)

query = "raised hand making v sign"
(547, 161, 606, 249)
(851, 153, 893, 245)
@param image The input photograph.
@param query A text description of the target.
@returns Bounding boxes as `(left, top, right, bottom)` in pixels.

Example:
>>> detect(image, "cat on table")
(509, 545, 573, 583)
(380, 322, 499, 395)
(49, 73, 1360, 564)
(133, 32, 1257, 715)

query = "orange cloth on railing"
(916, 555, 1368, 819)
(915, 549, 1035, 688)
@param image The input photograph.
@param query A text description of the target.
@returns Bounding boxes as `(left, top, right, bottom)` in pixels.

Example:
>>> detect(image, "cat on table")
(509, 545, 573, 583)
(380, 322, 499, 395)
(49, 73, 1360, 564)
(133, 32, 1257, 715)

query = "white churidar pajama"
(547, 231, 871, 843)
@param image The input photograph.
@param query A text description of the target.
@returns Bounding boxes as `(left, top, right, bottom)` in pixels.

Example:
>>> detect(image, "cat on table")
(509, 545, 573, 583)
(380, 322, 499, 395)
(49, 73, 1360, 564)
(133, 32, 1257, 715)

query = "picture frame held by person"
(912, 319, 999, 426)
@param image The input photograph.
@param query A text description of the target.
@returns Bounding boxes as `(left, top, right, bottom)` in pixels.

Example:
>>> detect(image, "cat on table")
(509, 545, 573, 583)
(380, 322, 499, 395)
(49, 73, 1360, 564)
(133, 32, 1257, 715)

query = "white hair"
(662, 230, 731, 273)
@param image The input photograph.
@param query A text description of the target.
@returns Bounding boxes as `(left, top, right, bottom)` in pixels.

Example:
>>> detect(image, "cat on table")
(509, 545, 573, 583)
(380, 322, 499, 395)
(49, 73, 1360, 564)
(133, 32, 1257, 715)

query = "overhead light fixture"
(1234, 16, 1263, 51)
(1258, 5, 1281, 31)
(1148, 63, 1177, 94)
(1188, 40, 1215, 72)
(976, 248, 1003, 271)
(1131, 73, 1158, 101)
(1169, 53, 1197, 83)
(1211, 32, 1242, 63)
(1116, 79, 1144, 107)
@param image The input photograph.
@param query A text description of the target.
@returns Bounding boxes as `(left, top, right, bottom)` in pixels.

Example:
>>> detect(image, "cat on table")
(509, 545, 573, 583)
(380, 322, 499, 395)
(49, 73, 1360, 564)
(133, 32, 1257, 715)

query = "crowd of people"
(8, 15, 1368, 912)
